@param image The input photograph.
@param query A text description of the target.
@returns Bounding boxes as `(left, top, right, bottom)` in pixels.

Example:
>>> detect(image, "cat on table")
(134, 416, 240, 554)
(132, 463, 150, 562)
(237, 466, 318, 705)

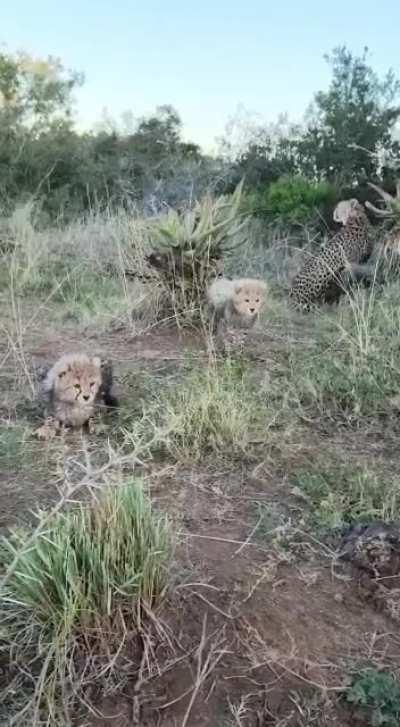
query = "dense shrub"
(265, 176, 337, 225)
(239, 177, 337, 237)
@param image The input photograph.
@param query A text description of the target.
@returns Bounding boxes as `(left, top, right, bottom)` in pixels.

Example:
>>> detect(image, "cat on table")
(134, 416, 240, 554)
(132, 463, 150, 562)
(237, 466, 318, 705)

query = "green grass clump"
(0, 479, 172, 720)
(345, 668, 400, 726)
(289, 284, 400, 418)
(151, 360, 268, 463)
(292, 465, 399, 532)
(2, 479, 171, 626)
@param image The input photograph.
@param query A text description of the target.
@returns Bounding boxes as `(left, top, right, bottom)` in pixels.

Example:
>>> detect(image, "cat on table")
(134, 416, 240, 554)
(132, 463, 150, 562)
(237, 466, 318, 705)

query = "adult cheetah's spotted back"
(289, 199, 373, 311)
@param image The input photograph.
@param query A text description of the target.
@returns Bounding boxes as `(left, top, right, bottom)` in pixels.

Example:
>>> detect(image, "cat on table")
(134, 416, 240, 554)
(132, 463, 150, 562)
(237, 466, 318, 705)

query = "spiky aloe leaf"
(148, 180, 247, 269)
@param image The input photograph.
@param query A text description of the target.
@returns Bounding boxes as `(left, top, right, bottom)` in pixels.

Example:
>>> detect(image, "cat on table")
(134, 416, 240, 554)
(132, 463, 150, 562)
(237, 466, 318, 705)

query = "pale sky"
(2, 0, 400, 151)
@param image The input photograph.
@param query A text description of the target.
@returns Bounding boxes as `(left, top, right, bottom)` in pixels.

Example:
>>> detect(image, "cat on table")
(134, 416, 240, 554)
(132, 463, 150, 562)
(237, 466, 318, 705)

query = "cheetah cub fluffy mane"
(35, 353, 117, 438)
(207, 277, 268, 335)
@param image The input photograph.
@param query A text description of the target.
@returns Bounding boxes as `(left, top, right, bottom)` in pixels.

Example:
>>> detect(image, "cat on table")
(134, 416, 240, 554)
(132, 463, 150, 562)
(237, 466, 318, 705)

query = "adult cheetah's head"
(333, 198, 365, 225)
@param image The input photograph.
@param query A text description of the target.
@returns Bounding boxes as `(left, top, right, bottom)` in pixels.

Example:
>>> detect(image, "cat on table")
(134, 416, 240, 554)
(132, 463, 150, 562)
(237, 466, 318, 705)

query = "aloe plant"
(146, 181, 248, 322)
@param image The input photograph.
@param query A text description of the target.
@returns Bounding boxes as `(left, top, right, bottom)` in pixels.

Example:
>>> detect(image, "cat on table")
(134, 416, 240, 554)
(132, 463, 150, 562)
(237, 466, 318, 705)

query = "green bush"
(266, 176, 336, 225)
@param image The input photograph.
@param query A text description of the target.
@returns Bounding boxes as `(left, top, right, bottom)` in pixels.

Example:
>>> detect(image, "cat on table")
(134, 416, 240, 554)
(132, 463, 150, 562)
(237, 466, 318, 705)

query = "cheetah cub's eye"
(90, 382, 96, 387)
(74, 384, 81, 391)
(245, 298, 250, 303)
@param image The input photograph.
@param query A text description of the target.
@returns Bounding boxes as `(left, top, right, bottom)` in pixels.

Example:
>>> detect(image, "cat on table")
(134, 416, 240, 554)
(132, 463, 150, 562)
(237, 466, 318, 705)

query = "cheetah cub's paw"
(34, 418, 60, 441)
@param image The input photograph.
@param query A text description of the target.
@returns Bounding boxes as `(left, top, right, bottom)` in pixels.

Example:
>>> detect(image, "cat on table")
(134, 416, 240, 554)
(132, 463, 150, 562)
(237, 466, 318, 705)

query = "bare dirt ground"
(1, 313, 400, 726)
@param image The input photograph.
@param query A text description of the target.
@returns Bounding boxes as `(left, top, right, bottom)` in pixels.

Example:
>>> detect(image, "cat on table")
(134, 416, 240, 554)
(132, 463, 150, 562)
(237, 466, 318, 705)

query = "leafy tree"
(231, 138, 297, 189)
(220, 109, 300, 191)
(0, 51, 82, 129)
(297, 46, 400, 188)
(0, 50, 83, 214)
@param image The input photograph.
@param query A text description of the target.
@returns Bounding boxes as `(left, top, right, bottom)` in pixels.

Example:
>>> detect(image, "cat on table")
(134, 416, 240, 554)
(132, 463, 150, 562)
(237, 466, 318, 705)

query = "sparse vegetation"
(147, 358, 268, 462)
(292, 464, 400, 531)
(289, 284, 400, 417)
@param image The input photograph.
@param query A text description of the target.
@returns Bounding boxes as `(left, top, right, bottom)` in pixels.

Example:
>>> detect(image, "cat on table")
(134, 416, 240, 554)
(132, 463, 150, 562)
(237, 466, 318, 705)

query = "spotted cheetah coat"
(289, 209, 373, 311)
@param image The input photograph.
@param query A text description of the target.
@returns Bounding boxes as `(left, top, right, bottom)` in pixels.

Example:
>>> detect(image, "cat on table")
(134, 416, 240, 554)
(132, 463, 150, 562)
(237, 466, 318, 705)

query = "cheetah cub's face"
(53, 356, 102, 406)
(232, 280, 267, 323)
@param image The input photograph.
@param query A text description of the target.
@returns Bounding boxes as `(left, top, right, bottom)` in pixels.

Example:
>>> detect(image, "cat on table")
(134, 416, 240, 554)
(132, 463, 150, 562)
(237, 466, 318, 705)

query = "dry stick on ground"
(242, 623, 346, 694)
(241, 561, 281, 605)
(268, 656, 346, 693)
(228, 694, 252, 727)
(293, 527, 338, 558)
(181, 615, 227, 727)
(184, 532, 272, 554)
(233, 513, 264, 556)
(132, 633, 151, 725)
(158, 624, 227, 713)
(189, 589, 234, 620)
(176, 582, 221, 592)
(61, 423, 162, 485)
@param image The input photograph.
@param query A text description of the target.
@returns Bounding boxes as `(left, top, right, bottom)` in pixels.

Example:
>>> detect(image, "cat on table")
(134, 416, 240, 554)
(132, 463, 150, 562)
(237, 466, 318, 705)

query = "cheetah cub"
(35, 353, 117, 440)
(207, 277, 268, 336)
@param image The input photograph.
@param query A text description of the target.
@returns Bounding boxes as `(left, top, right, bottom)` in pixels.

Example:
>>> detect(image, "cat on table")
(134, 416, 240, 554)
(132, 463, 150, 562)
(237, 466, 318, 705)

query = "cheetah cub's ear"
(234, 279, 267, 296)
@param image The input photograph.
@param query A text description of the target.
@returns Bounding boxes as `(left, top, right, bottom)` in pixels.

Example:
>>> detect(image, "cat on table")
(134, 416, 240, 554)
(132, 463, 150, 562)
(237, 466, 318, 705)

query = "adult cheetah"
(289, 199, 373, 311)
